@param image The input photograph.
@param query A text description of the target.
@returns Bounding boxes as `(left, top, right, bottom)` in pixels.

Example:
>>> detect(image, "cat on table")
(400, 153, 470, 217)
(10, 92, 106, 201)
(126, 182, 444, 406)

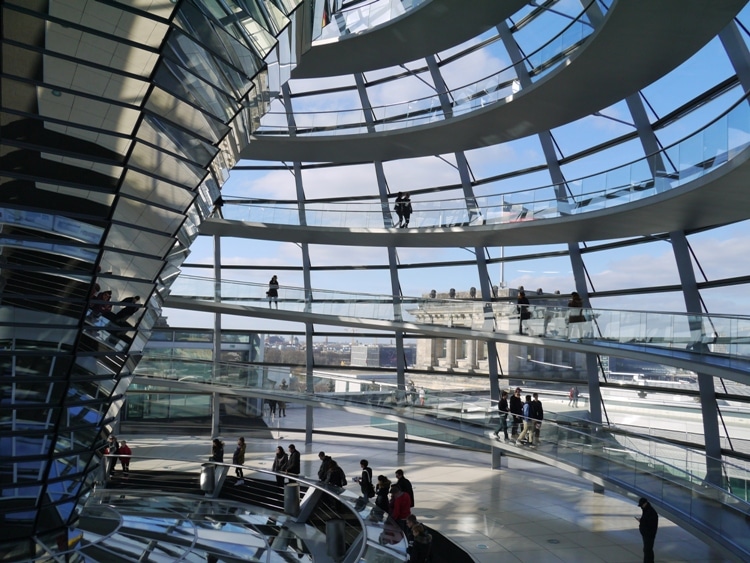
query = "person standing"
(210, 438, 224, 463)
(494, 390, 510, 441)
(509, 387, 523, 440)
(233, 437, 246, 484)
(278, 400, 286, 417)
(267, 275, 279, 308)
(355, 459, 374, 500)
(567, 291, 585, 339)
(531, 393, 544, 445)
(284, 444, 300, 481)
(637, 497, 658, 563)
(118, 440, 132, 476)
(515, 395, 533, 445)
(272, 446, 288, 486)
(374, 475, 391, 517)
(517, 290, 530, 334)
(394, 469, 414, 508)
(105, 435, 120, 477)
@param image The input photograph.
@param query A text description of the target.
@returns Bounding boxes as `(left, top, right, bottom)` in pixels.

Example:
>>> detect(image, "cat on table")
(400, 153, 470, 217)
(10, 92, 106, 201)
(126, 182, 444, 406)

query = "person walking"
(494, 390, 510, 441)
(233, 437, 246, 484)
(267, 275, 279, 308)
(401, 192, 413, 228)
(509, 387, 523, 440)
(284, 444, 300, 481)
(389, 485, 412, 531)
(317, 451, 332, 481)
(112, 295, 141, 323)
(373, 475, 391, 518)
(515, 394, 533, 445)
(272, 446, 288, 486)
(394, 192, 406, 228)
(531, 392, 544, 445)
(517, 290, 531, 334)
(394, 469, 414, 507)
(118, 440, 132, 476)
(407, 523, 432, 563)
(637, 497, 659, 563)
(325, 459, 347, 488)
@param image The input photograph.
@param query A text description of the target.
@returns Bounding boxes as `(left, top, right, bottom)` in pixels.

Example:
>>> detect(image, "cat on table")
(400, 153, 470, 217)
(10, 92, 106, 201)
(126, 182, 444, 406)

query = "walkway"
(163, 276, 750, 383)
(241, 0, 746, 163)
(294, 0, 524, 78)
(102, 431, 735, 562)
(208, 109, 750, 247)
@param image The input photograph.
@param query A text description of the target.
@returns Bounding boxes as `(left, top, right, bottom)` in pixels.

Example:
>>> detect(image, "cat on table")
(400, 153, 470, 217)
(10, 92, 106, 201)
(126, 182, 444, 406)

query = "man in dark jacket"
(637, 497, 658, 563)
(284, 444, 300, 481)
(531, 392, 544, 446)
(494, 390, 510, 441)
(509, 387, 523, 439)
(395, 469, 414, 507)
(317, 451, 332, 481)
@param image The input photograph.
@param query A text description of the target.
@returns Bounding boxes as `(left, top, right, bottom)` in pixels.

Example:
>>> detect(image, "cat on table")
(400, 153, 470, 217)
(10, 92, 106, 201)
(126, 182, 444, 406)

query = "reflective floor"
(120, 407, 733, 562)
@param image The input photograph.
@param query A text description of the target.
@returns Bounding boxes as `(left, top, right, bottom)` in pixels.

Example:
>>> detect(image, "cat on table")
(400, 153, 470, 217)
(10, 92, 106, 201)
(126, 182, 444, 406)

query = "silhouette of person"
(267, 275, 279, 308)
(637, 497, 658, 562)
(113, 296, 141, 323)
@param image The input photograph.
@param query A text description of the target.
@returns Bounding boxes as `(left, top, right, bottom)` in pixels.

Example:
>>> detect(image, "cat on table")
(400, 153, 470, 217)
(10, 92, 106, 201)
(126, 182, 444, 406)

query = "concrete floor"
(123, 405, 733, 563)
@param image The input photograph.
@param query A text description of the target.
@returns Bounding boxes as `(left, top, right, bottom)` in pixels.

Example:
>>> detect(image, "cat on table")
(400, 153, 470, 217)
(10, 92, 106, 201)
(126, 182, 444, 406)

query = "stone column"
(467, 339, 477, 368)
(446, 339, 456, 367)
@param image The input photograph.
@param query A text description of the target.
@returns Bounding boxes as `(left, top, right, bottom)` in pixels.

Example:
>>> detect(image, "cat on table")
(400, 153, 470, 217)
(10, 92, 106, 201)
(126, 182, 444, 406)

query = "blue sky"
(163, 2, 750, 331)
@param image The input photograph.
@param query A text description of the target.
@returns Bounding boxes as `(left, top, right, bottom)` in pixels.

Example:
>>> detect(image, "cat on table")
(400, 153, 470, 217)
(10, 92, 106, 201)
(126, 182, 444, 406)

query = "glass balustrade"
(168, 275, 750, 367)
(223, 93, 750, 230)
(75, 455, 408, 562)
(315, 0, 426, 42)
(270, 1, 604, 136)
(130, 358, 750, 553)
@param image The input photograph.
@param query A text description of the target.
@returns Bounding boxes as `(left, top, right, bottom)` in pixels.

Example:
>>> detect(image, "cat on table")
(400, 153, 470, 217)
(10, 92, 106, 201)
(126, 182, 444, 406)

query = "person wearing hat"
(636, 497, 658, 562)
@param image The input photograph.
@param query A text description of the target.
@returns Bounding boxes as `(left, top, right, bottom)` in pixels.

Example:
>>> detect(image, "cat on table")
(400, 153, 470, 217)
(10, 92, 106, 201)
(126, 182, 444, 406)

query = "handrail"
(124, 370, 750, 558)
(165, 274, 750, 367)
(263, 0, 603, 136)
(314, 0, 427, 42)
(220, 91, 750, 229)
(88, 455, 408, 562)
(131, 354, 750, 506)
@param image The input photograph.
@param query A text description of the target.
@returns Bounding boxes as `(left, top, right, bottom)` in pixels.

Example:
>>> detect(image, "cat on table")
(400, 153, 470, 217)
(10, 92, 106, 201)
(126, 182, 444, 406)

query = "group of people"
(271, 444, 301, 485)
(103, 435, 132, 477)
(265, 399, 286, 417)
(394, 192, 413, 228)
(494, 387, 544, 446)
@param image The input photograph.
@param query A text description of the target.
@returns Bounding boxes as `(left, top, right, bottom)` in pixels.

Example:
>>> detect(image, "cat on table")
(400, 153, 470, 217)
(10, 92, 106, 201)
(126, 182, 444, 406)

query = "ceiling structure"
(3, 0, 750, 560)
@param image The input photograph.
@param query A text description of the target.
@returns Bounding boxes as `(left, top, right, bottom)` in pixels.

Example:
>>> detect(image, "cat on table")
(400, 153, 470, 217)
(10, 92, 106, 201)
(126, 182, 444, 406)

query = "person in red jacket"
(388, 484, 412, 531)
(118, 440, 132, 476)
